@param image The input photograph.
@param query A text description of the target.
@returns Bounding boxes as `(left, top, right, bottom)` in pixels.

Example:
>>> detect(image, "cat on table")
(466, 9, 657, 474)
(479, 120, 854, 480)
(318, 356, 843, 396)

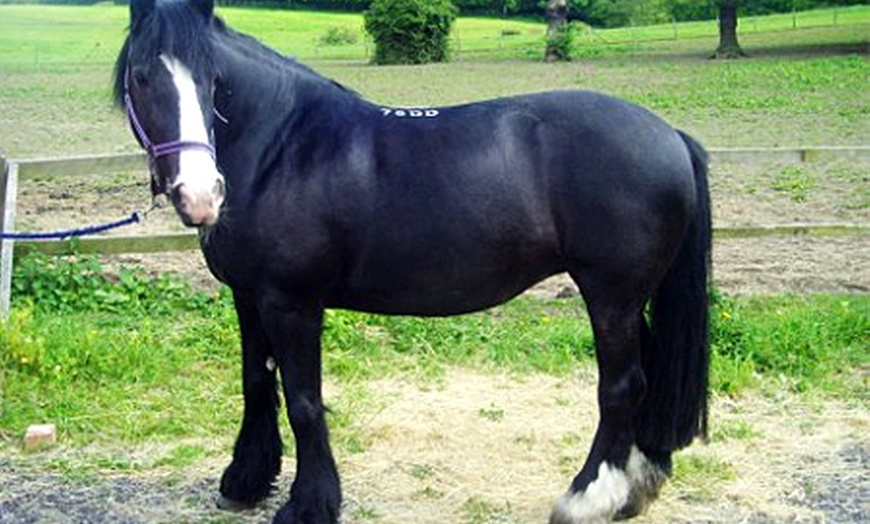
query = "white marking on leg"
(160, 54, 224, 225)
(552, 462, 630, 524)
(550, 446, 666, 524)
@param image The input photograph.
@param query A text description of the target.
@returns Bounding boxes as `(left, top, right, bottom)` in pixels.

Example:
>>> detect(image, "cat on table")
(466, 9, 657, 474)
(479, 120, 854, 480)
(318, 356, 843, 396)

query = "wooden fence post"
(0, 151, 19, 319)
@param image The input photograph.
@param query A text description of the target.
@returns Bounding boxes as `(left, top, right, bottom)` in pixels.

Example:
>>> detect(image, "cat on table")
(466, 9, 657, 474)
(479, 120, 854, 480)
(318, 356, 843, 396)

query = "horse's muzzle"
(170, 176, 225, 227)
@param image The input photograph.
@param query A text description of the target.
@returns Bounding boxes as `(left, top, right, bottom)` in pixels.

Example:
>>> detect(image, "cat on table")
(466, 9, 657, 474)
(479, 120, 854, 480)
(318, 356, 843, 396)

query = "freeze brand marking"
(380, 108, 440, 118)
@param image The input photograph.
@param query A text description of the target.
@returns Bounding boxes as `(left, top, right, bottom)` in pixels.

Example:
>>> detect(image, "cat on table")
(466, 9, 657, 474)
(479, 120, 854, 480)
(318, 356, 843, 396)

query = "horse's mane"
(113, 1, 216, 108)
(113, 3, 358, 109)
(218, 22, 359, 98)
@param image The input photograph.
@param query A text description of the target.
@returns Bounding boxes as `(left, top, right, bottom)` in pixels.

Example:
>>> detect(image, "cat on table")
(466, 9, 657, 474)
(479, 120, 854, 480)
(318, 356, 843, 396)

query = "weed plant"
(318, 26, 359, 47)
(10, 253, 216, 316)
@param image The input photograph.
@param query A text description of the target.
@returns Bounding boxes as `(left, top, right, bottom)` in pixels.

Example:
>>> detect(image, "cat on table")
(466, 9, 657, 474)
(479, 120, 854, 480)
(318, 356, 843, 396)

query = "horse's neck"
(219, 32, 359, 129)
(213, 31, 363, 182)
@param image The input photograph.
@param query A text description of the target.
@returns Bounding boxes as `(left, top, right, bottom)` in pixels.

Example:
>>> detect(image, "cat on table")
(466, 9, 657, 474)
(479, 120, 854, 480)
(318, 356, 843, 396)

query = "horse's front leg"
(260, 294, 341, 524)
(219, 291, 283, 508)
(551, 298, 668, 524)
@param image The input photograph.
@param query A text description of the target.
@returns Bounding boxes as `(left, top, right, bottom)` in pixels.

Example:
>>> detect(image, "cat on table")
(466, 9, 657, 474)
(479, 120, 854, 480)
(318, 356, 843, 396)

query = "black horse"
(114, 1, 711, 522)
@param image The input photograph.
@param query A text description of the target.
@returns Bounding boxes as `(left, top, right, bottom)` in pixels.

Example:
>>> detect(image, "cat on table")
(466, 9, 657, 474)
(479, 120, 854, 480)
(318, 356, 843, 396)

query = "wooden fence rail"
(11, 146, 870, 182)
(2, 145, 869, 317)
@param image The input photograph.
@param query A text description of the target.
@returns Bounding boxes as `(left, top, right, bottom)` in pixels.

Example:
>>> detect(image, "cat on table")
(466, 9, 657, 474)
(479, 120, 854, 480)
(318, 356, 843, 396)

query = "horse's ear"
(129, 0, 155, 27)
(190, 0, 214, 19)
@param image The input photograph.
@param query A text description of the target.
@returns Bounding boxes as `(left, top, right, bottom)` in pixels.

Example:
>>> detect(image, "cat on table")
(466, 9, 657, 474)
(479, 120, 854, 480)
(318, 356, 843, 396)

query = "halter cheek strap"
(123, 62, 217, 191)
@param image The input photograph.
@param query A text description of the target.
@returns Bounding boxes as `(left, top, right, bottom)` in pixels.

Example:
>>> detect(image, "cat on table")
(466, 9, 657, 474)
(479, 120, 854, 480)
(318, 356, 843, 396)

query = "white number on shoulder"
(380, 107, 440, 118)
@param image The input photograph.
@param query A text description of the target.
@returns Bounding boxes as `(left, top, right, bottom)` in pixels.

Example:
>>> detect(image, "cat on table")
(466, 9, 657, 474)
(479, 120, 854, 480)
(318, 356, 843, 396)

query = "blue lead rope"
(0, 212, 143, 240)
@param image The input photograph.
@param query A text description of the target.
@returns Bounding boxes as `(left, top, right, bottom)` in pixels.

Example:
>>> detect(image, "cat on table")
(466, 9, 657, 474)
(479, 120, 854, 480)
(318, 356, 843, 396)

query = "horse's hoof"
(550, 446, 668, 524)
(216, 494, 257, 511)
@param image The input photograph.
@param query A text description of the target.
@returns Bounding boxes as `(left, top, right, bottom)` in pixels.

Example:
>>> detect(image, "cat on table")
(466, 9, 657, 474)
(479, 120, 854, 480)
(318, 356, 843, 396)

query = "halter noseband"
(123, 61, 216, 176)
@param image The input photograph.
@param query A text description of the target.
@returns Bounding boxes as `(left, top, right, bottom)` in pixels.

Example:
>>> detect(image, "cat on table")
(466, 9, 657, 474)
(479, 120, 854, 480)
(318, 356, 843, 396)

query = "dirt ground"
(0, 370, 867, 523)
(1, 158, 868, 523)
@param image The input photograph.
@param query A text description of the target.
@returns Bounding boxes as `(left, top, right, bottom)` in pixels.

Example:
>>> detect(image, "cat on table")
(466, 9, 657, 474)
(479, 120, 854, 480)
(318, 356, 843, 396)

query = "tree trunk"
(545, 0, 570, 62)
(713, 0, 746, 59)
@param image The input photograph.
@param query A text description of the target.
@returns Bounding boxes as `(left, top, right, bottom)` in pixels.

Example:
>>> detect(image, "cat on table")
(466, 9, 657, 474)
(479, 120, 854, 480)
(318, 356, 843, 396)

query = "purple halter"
(123, 62, 216, 171)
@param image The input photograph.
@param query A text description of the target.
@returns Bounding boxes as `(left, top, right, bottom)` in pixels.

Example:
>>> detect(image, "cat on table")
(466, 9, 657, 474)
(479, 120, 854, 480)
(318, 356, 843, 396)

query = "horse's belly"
(328, 262, 561, 316)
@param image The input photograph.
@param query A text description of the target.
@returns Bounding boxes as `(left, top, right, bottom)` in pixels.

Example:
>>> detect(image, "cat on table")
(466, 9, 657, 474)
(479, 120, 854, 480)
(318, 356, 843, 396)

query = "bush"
(318, 26, 359, 47)
(363, 0, 458, 65)
(545, 21, 576, 62)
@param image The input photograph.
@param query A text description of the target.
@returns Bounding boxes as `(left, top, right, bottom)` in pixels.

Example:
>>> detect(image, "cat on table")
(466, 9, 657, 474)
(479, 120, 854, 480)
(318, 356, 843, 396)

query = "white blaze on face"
(160, 54, 224, 226)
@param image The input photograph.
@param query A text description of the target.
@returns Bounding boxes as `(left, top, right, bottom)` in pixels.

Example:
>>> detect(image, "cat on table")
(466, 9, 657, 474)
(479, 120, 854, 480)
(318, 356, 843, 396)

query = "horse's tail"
(636, 130, 712, 456)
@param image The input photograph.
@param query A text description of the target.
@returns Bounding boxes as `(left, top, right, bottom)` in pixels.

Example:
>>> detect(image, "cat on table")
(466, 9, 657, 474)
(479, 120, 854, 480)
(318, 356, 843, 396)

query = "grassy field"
(0, 5, 867, 157)
(573, 5, 869, 48)
(0, 5, 866, 64)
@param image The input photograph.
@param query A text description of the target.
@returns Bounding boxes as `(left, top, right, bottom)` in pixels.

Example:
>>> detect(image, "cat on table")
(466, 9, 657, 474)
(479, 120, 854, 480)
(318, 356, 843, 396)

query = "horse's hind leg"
(219, 291, 283, 509)
(550, 282, 668, 524)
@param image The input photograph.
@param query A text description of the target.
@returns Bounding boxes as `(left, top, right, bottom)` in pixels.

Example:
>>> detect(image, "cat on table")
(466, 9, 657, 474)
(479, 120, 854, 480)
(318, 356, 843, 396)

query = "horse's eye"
(132, 67, 150, 88)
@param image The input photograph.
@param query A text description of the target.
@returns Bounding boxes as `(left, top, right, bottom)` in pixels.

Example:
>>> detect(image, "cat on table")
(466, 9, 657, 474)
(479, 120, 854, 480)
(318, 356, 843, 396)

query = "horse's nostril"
(169, 183, 186, 210)
(214, 177, 226, 199)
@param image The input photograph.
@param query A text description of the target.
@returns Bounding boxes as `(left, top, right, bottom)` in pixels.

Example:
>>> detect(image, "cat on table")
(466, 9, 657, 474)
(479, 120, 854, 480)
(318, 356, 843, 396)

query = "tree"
(545, 0, 572, 62)
(709, 0, 866, 59)
(583, 0, 670, 27)
(713, 0, 746, 58)
(665, 0, 717, 22)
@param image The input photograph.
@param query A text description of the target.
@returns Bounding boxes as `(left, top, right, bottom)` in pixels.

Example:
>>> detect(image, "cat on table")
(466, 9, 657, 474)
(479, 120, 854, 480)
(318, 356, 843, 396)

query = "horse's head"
(115, 0, 224, 227)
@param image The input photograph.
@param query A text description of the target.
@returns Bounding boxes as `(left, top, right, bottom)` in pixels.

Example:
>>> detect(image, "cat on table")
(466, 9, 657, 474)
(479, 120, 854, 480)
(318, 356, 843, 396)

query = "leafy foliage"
(545, 20, 577, 61)
(581, 0, 672, 28)
(11, 253, 215, 315)
(363, 0, 458, 65)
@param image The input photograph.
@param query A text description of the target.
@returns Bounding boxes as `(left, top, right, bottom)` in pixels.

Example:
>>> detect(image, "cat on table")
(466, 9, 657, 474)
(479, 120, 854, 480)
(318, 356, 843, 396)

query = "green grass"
(0, 5, 550, 66)
(323, 299, 595, 380)
(0, 255, 867, 450)
(0, 6, 128, 69)
(670, 453, 737, 503)
(461, 497, 517, 524)
(771, 165, 816, 202)
(709, 290, 869, 396)
(711, 420, 763, 443)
